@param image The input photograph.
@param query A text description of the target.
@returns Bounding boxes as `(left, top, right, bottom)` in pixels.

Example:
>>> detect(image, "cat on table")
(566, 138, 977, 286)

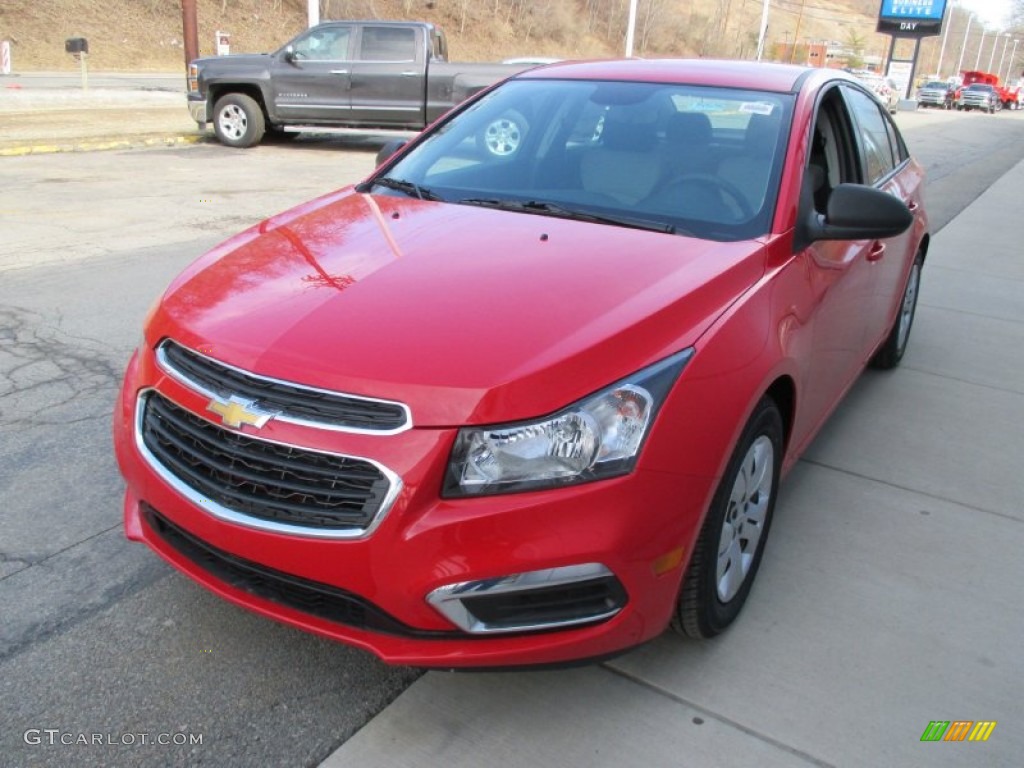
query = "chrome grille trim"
(156, 340, 412, 435)
(135, 390, 402, 540)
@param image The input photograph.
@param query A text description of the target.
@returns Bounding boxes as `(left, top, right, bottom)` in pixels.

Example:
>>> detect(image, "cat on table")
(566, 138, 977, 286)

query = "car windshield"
(967, 84, 993, 91)
(923, 81, 947, 88)
(377, 78, 794, 242)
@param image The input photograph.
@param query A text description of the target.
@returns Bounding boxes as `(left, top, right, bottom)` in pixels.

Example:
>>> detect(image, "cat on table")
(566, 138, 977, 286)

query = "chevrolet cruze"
(114, 59, 928, 667)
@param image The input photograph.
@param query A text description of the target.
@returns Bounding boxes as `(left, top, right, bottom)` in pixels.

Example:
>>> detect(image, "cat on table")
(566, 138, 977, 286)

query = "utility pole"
(181, 0, 199, 76)
(789, 0, 806, 64)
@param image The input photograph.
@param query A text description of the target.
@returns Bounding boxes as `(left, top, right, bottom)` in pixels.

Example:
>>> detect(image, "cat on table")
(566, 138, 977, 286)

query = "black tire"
(673, 397, 783, 639)
(870, 252, 923, 370)
(212, 93, 266, 148)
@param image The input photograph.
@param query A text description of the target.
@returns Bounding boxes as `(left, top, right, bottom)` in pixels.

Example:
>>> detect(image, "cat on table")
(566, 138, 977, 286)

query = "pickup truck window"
(291, 25, 352, 61)
(360, 26, 417, 62)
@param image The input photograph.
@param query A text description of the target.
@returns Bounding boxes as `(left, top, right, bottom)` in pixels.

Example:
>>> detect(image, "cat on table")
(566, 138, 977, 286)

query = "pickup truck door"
(347, 25, 426, 128)
(268, 24, 355, 123)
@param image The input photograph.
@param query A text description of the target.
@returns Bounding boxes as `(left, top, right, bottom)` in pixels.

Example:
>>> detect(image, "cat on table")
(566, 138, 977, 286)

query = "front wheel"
(871, 252, 923, 370)
(673, 397, 783, 639)
(213, 93, 266, 148)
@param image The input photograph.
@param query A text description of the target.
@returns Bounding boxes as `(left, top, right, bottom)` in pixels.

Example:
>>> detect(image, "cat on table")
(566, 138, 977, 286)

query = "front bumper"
(187, 94, 208, 124)
(113, 346, 711, 667)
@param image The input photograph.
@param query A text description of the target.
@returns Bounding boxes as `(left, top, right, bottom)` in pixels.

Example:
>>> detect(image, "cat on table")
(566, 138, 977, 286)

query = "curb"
(0, 132, 208, 157)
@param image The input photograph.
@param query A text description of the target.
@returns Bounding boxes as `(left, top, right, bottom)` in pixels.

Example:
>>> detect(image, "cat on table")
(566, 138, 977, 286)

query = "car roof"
(519, 58, 823, 94)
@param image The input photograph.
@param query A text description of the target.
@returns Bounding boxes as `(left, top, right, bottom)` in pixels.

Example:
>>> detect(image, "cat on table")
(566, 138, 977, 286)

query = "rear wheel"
(213, 93, 266, 148)
(871, 252, 923, 370)
(673, 397, 783, 639)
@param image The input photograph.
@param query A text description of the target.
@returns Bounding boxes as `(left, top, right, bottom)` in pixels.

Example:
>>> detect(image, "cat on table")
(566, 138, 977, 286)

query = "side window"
(291, 26, 352, 60)
(359, 27, 417, 62)
(806, 87, 860, 215)
(844, 87, 896, 185)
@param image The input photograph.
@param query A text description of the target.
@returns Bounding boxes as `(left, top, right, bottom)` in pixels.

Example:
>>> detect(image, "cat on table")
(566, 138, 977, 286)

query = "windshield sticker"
(740, 102, 776, 115)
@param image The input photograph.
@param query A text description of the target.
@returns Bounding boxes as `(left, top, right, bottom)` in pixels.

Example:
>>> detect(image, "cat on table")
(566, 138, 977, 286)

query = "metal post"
(307, 0, 319, 28)
(975, 29, 986, 69)
(625, 0, 638, 57)
(956, 14, 973, 76)
(905, 38, 922, 100)
(79, 52, 88, 91)
(988, 32, 999, 72)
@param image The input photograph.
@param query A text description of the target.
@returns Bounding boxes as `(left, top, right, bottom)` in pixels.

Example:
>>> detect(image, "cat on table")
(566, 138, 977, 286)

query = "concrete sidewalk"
(320, 164, 1024, 766)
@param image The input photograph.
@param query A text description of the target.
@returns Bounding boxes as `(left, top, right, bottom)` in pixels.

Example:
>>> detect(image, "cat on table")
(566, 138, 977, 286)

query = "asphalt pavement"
(2, 75, 1022, 767)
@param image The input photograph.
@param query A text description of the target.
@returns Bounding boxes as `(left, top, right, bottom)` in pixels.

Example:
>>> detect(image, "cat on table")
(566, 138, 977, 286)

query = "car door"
(794, 85, 882, 435)
(841, 85, 923, 353)
(269, 24, 354, 123)
(347, 25, 426, 128)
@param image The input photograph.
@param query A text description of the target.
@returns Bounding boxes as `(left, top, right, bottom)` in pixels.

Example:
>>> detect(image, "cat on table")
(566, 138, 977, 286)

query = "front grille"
(140, 392, 395, 533)
(142, 505, 455, 638)
(158, 340, 410, 433)
(461, 577, 627, 630)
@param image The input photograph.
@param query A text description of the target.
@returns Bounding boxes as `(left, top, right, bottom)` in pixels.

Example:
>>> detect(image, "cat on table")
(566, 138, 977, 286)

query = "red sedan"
(114, 60, 928, 667)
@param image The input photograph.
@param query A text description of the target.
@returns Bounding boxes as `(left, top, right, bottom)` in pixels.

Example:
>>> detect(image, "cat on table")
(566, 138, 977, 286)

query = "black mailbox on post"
(65, 38, 89, 54)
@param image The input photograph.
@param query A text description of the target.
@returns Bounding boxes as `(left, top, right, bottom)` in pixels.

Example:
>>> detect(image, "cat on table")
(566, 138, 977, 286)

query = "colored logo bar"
(921, 721, 997, 742)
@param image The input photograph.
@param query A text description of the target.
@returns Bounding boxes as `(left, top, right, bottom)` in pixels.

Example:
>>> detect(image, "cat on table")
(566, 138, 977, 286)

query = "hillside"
(1, 0, 924, 73)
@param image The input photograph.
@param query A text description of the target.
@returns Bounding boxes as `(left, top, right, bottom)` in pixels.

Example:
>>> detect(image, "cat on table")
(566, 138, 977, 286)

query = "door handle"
(330, 69, 350, 75)
(867, 242, 886, 262)
(400, 70, 419, 77)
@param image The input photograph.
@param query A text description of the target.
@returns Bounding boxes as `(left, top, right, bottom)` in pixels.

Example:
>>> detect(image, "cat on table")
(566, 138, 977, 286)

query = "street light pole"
(1006, 40, 1020, 81)
(956, 14, 973, 76)
(988, 32, 1000, 72)
(975, 29, 986, 69)
(625, 0, 638, 57)
(936, 3, 952, 77)
(998, 34, 1011, 78)
(756, 0, 771, 61)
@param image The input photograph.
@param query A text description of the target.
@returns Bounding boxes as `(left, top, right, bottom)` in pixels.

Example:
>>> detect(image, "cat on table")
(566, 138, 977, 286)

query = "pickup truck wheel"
(673, 396, 782, 639)
(479, 110, 526, 158)
(213, 93, 266, 148)
(870, 252, 923, 370)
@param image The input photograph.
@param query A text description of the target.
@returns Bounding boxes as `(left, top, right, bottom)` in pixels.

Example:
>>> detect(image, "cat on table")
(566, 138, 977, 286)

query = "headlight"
(443, 349, 692, 497)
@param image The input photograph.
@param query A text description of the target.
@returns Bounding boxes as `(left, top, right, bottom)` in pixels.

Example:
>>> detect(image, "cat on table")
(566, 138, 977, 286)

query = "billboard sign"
(877, 0, 948, 36)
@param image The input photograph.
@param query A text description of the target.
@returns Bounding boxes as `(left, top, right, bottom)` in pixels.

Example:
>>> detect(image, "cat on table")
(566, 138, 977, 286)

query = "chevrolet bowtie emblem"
(206, 395, 278, 429)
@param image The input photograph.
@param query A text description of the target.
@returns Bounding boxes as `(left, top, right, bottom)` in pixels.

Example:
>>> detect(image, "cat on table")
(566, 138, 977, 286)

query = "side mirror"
(283, 45, 298, 64)
(375, 139, 408, 167)
(799, 182, 912, 247)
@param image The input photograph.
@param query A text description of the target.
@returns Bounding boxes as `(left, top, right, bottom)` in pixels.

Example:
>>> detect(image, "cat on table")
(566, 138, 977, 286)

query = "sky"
(958, 0, 1013, 28)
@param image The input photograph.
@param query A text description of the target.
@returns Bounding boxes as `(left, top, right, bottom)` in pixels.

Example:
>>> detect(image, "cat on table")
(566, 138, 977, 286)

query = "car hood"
(195, 53, 272, 73)
(153, 191, 766, 426)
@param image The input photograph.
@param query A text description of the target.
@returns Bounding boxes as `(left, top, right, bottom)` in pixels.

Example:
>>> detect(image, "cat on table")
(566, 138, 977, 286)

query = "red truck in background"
(955, 70, 1023, 111)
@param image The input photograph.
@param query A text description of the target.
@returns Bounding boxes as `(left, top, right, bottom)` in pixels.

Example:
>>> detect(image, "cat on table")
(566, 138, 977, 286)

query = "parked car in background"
(957, 82, 1001, 113)
(116, 59, 928, 668)
(916, 80, 954, 109)
(188, 20, 528, 147)
(854, 73, 900, 113)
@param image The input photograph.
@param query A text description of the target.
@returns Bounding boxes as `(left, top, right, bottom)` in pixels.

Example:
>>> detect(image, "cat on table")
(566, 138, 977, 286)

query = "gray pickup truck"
(188, 20, 528, 147)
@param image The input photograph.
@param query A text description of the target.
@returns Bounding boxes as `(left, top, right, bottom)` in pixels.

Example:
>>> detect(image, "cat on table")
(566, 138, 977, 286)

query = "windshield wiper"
(457, 198, 675, 234)
(371, 176, 442, 201)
